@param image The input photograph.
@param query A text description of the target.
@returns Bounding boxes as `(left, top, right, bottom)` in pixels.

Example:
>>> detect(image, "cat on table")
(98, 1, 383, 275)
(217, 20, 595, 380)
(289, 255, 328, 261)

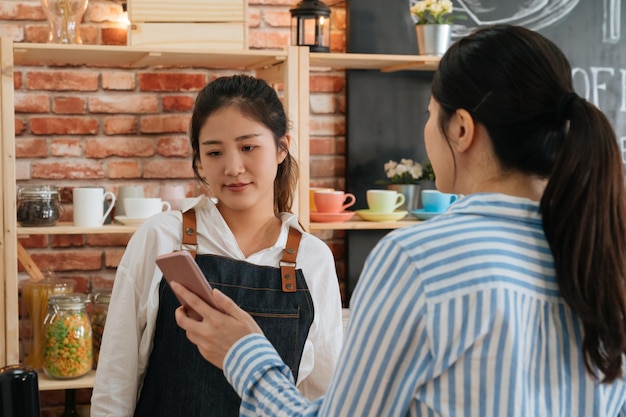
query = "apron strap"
(281, 227, 302, 293)
(180, 208, 302, 293)
(181, 209, 198, 258)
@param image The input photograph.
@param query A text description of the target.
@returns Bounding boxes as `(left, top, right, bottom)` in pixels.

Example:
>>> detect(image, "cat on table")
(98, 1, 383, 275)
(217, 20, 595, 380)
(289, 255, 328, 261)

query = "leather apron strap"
(181, 209, 303, 293)
(281, 227, 302, 293)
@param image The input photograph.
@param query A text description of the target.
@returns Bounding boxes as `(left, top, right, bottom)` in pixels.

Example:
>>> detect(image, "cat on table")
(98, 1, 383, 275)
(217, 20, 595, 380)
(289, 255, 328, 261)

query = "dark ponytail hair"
(189, 74, 298, 213)
(432, 24, 626, 382)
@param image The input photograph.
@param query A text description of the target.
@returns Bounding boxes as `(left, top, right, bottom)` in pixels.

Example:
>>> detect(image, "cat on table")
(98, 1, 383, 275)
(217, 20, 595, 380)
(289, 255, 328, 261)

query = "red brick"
(89, 95, 159, 113)
(330, 31, 345, 52)
(15, 138, 47, 158)
(263, 10, 291, 28)
(138, 73, 207, 92)
(310, 94, 336, 114)
(310, 115, 345, 135)
(26, 71, 99, 91)
(78, 25, 99, 44)
(0, 24, 25, 41)
(103, 116, 137, 135)
(140, 114, 190, 134)
(248, 9, 261, 27)
(310, 155, 345, 177)
(24, 24, 49, 43)
(50, 235, 86, 248)
(156, 136, 191, 157)
(17, 235, 49, 249)
(14, 93, 49, 113)
(87, 234, 132, 246)
(15, 118, 25, 135)
(331, 7, 347, 30)
(309, 137, 335, 156)
(144, 160, 195, 179)
(248, 29, 290, 49)
(53, 97, 86, 114)
(50, 138, 82, 157)
(162, 95, 195, 112)
(85, 137, 154, 158)
(108, 160, 141, 179)
(91, 276, 115, 291)
(104, 248, 126, 267)
(101, 27, 128, 45)
(29, 117, 99, 135)
(31, 160, 105, 179)
(102, 71, 135, 91)
(86, 2, 124, 23)
(0, 3, 46, 20)
(14, 70, 22, 90)
(310, 75, 344, 93)
(31, 250, 103, 272)
(249, 0, 294, 5)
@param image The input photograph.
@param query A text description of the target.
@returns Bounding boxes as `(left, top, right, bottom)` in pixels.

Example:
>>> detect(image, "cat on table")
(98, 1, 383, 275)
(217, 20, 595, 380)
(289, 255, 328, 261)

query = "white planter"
(416, 24, 452, 56)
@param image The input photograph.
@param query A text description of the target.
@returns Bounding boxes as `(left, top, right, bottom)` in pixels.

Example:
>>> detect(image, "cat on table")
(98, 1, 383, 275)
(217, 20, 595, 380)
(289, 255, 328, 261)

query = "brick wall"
(4, 0, 347, 414)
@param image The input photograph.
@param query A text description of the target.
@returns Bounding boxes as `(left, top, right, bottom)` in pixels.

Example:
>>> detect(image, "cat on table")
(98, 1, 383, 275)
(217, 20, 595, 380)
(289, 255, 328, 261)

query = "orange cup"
(314, 191, 356, 213)
(309, 187, 334, 212)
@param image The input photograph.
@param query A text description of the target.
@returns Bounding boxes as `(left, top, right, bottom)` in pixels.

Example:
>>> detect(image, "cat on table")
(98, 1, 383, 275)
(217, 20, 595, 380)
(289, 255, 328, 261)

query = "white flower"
(382, 159, 424, 184)
(410, 0, 456, 25)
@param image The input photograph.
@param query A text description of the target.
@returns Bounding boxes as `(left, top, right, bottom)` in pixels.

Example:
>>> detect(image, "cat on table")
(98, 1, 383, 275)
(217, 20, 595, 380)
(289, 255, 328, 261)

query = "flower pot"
(387, 184, 421, 212)
(416, 24, 452, 56)
(40, 0, 89, 44)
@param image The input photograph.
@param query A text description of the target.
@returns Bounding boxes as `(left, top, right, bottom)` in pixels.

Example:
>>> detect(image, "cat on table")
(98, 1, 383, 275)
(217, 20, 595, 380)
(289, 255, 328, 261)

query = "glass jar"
(43, 293, 92, 379)
(17, 185, 61, 227)
(90, 289, 111, 369)
(40, 0, 89, 44)
(21, 278, 75, 369)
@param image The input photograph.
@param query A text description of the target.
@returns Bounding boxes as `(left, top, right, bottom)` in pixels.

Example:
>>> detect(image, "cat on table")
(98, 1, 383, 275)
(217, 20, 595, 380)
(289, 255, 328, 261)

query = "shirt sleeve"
(224, 232, 433, 417)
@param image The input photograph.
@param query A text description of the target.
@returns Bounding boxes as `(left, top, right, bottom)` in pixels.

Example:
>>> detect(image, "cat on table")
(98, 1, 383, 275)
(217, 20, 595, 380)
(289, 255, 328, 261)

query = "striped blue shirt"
(224, 193, 626, 416)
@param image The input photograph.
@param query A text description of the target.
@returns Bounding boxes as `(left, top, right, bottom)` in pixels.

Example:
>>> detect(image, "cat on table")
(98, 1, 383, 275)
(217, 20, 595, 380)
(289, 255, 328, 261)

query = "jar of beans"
(17, 185, 61, 227)
(43, 293, 92, 379)
(90, 289, 111, 369)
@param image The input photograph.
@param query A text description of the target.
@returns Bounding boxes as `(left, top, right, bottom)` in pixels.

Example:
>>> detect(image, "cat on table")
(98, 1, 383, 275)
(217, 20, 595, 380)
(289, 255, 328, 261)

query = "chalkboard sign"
(345, 0, 626, 302)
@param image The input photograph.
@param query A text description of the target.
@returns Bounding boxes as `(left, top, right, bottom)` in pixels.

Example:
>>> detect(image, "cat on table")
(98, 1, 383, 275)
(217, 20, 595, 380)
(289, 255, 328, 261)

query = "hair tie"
(557, 92, 578, 121)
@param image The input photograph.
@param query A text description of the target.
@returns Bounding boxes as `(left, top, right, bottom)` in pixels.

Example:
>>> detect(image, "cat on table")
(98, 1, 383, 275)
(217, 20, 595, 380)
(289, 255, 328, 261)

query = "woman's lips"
(225, 183, 249, 192)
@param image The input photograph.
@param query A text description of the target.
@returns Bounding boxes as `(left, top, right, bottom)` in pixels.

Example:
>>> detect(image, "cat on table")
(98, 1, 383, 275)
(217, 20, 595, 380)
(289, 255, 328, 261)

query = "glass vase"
(40, 0, 89, 44)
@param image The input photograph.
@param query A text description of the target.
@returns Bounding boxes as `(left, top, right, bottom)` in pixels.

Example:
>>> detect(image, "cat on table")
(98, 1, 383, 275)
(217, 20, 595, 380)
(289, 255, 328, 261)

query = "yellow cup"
(309, 187, 334, 212)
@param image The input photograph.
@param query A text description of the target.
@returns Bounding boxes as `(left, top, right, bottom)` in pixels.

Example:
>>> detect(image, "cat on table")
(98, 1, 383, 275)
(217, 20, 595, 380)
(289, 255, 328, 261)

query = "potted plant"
(410, 0, 463, 56)
(376, 159, 435, 211)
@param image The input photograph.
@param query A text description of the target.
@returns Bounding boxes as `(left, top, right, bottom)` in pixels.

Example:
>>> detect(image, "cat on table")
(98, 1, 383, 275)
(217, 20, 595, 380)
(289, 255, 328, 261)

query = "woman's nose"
(223, 153, 245, 176)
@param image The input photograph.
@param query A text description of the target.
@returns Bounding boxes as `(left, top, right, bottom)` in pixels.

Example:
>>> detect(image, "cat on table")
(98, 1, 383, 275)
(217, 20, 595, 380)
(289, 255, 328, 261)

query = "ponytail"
(540, 97, 626, 382)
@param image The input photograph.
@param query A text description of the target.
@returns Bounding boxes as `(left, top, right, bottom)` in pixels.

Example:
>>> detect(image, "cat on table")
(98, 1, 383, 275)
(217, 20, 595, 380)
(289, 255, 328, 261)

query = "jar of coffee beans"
(17, 186, 61, 227)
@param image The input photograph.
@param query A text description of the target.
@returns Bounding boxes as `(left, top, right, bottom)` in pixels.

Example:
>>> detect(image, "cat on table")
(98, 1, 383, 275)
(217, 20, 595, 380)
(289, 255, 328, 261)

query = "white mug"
(116, 185, 145, 216)
(124, 197, 171, 219)
(73, 187, 116, 227)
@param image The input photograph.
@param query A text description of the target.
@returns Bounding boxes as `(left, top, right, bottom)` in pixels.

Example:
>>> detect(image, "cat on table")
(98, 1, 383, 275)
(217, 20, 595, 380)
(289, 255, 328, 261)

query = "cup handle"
(394, 193, 406, 209)
(450, 195, 458, 204)
(102, 192, 116, 223)
(342, 193, 356, 211)
(162, 201, 172, 212)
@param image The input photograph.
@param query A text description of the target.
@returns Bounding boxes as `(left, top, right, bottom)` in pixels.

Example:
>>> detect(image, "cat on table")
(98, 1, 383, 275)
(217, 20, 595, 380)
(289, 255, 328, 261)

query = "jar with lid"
(21, 278, 75, 369)
(43, 293, 92, 379)
(17, 185, 61, 227)
(90, 289, 111, 369)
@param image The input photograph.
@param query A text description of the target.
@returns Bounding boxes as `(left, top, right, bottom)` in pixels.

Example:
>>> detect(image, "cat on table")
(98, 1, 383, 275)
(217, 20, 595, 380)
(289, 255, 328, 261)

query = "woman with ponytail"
(171, 25, 626, 416)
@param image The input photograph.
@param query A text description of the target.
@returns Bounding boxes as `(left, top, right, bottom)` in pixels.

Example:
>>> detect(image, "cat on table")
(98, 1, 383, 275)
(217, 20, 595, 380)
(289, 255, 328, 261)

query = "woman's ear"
(449, 108, 475, 153)
(277, 135, 291, 163)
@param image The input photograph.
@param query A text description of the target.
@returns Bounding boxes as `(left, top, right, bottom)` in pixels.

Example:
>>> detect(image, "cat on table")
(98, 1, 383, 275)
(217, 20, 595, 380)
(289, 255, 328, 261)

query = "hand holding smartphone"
(156, 250, 224, 320)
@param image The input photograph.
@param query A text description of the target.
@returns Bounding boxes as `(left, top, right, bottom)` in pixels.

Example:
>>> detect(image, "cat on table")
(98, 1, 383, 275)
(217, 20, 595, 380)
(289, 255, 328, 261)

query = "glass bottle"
(90, 289, 111, 369)
(43, 293, 92, 379)
(21, 278, 75, 370)
(40, 0, 89, 44)
(17, 185, 61, 227)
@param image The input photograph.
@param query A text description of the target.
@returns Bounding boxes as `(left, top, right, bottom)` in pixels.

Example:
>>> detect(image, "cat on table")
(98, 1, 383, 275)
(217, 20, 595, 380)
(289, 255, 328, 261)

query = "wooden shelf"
(309, 52, 440, 72)
(17, 222, 139, 236)
(12, 42, 288, 70)
(38, 370, 95, 391)
(310, 219, 421, 230)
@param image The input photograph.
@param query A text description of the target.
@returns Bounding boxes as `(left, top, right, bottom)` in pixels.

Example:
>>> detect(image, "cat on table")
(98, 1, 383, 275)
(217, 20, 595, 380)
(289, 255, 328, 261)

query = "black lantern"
(290, 0, 331, 53)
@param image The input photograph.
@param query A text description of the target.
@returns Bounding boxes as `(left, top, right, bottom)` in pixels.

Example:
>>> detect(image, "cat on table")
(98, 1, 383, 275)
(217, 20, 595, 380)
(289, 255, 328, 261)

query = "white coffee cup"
(116, 185, 145, 216)
(124, 197, 171, 219)
(366, 189, 405, 213)
(73, 187, 117, 227)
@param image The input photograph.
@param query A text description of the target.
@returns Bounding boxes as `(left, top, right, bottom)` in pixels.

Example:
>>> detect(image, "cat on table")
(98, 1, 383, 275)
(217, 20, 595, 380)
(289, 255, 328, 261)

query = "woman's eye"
(242, 145, 256, 152)
(206, 150, 221, 157)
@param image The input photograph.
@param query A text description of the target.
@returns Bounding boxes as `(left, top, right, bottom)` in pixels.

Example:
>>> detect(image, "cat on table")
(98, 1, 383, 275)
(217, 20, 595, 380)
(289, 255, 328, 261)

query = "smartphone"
(155, 250, 223, 319)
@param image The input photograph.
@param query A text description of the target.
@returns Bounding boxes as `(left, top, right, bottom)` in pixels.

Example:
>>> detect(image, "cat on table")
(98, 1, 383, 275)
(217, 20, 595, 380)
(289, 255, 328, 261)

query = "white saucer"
(355, 209, 408, 222)
(115, 215, 148, 226)
(411, 209, 444, 220)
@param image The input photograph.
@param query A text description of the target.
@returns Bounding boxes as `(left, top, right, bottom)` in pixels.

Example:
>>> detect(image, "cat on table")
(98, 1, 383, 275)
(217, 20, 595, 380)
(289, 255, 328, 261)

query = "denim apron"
(134, 227, 314, 417)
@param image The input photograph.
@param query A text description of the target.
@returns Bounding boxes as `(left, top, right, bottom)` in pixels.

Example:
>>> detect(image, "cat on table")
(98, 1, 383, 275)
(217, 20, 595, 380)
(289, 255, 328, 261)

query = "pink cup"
(314, 191, 356, 213)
